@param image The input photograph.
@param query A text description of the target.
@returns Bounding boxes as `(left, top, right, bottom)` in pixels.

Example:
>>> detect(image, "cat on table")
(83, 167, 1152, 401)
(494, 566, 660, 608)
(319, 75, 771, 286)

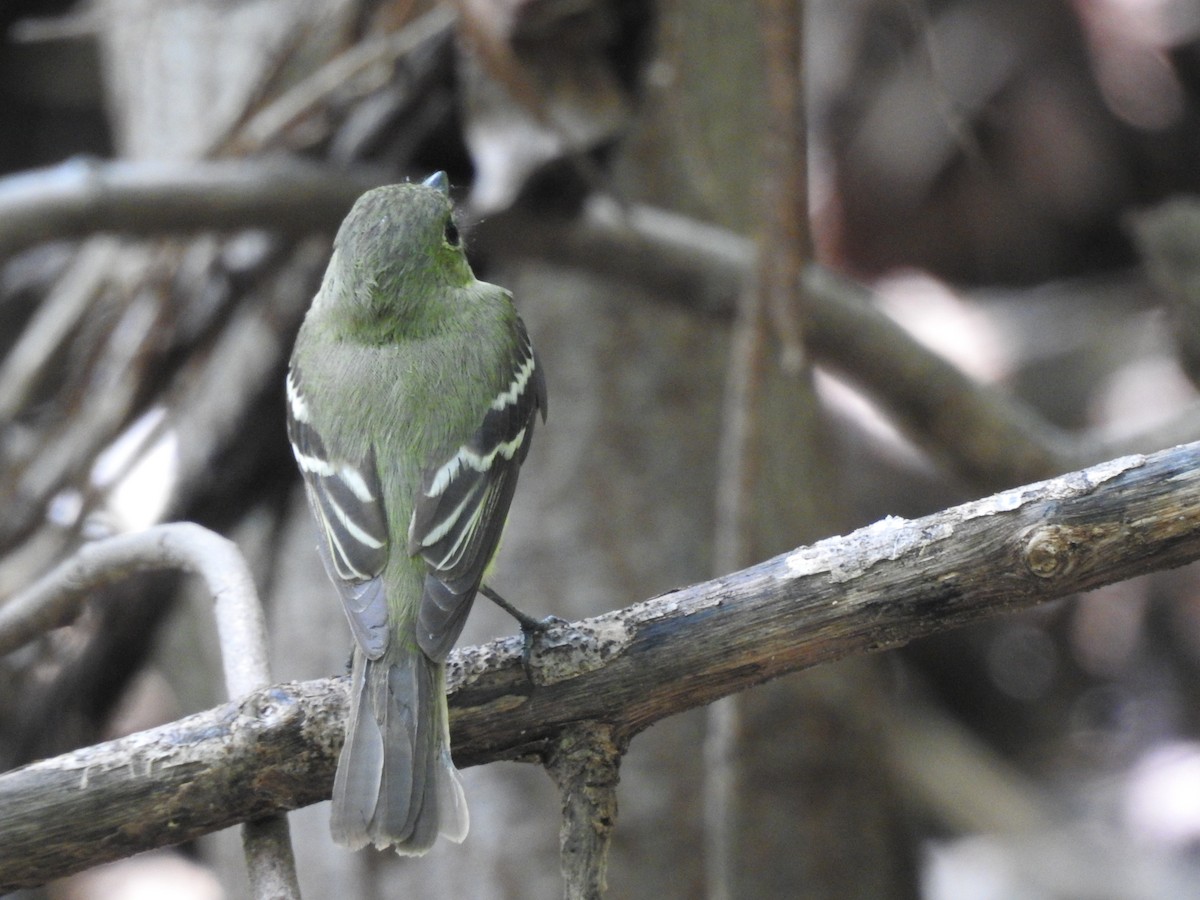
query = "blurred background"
(3, 0, 1200, 897)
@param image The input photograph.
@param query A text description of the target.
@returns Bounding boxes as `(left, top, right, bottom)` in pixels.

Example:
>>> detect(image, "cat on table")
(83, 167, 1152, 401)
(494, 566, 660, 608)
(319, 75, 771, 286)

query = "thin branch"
(224, 5, 457, 155)
(709, 4, 822, 892)
(706, 275, 764, 900)
(0, 238, 121, 419)
(5, 442, 1200, 889)
(880, 675, 1173, 896)
(757, 0, 809, 371)
(0, 524, 251, 669)
(242, 817, 301, 900)
(2, 272, 162, 544)
(160, 237, 328, 519)
(800, 264, 1078, 488)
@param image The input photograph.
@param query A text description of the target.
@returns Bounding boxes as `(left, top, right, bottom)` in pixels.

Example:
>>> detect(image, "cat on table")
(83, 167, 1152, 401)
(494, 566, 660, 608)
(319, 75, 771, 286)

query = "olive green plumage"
(286, 173, 546, 853)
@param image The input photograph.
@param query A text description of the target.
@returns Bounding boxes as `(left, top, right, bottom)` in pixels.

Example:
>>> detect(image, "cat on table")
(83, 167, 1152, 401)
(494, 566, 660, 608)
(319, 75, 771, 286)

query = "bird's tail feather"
(330, 648, 468, 854)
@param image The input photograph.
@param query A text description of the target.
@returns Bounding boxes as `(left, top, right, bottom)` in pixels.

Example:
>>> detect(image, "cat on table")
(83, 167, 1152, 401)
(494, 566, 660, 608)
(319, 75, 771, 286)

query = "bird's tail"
(330, 647, 469, 854)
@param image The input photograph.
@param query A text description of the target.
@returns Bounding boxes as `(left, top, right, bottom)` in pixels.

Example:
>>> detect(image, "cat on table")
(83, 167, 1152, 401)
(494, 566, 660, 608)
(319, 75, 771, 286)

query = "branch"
(5, 442, 1200, 889)
(0, 524, 258, 676)
(4, 159, 1188, 492)
(801, 264, 1078, 488)
(757, 0, 810, 370)
(474, 201, 1200, 489)
(225, 4, 457, 155)
(0, 158, 382, 259)
(545, 723, 623, 900)
(0, 523, 299, 898)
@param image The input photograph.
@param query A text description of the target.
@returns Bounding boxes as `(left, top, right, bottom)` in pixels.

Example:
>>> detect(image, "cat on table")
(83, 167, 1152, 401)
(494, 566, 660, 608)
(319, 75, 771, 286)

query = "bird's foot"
(479, 584, 564, 681)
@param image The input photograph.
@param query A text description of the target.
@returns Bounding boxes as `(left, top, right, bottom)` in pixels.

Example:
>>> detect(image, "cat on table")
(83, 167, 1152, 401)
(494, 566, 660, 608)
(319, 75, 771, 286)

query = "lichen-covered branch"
(4, 441, 1200, 890)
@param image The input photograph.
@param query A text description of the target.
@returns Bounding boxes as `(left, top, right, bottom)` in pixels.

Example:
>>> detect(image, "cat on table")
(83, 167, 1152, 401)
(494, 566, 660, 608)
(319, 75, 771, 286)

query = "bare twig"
(800, 264, 1078, 488)
(0, 238, 121, 419)
(757, 0, 809, 372)
(5, 442, 1200, 889)
(706, 274, 765, 900)
(242, 816, 302, 900)
(160, 236, 328, 519)
(225, 5, 458, 155)
(707, 207, 776, 900)
(4, 274, 162, 541)
(822, 663, 1150, 898)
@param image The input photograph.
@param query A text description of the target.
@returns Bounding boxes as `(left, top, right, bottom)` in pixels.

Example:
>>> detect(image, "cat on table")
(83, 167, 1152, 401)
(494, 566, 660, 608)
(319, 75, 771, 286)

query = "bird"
(285, 171, 547, 853)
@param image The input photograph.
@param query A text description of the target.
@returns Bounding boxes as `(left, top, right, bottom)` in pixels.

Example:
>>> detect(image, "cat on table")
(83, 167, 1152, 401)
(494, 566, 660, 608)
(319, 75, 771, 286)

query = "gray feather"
(330, 647, 467, 854)
(287, 365, 391, 659)
(330, 652, 385, 849)
(312, 535, 389, 658)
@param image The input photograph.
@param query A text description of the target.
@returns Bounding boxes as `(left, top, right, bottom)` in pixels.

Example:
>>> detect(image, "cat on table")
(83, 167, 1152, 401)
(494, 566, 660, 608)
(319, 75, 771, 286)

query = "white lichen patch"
(1082, 453, 1147, 486)
(954, 454, 1146, 522)
(786, 515, 951, 583)
(782, 453, 1148, 585)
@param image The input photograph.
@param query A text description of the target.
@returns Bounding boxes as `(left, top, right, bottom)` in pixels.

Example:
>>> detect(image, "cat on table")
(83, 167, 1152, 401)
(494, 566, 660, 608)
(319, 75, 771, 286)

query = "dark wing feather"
(287, 366, 391, 659)
(408, 319, 546, 660)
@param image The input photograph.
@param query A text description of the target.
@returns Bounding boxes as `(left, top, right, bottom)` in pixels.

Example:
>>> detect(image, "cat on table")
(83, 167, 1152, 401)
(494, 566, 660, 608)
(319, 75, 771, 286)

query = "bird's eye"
(444, 219, 460, 247)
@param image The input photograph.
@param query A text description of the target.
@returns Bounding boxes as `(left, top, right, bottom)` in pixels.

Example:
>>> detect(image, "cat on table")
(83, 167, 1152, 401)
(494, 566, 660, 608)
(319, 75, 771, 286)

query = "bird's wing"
(286, 366, 391, 659)
(408, 318, 547, 661)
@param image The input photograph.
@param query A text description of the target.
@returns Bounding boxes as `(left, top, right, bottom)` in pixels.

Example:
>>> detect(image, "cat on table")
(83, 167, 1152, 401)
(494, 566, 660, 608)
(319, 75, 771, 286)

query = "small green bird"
(285, 172, 547, 853)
